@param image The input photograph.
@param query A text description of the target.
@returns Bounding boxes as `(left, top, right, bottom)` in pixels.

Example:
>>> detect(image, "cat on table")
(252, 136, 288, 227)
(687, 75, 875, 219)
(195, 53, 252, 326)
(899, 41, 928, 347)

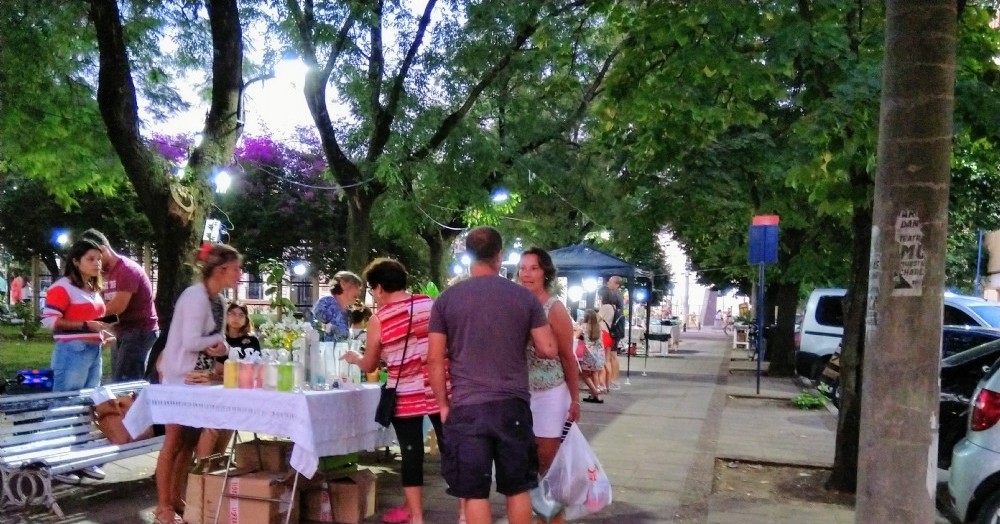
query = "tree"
(855, 1, 956, 521)
(278, 0, 626, 275)
(88, 0, 244, 325)
(0, 171, 153, 276)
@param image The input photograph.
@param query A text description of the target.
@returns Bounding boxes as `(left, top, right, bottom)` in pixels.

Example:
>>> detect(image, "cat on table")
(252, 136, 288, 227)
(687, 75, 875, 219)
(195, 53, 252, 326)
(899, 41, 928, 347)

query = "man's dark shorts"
(441, 398, 538, 499)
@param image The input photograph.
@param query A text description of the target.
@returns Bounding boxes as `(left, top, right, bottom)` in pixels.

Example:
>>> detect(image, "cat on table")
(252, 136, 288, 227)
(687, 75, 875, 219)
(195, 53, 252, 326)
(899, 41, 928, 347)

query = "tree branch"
(288, 0, 364, 186)
(409, 6, 544, 162)
(368, 0, 385, 134)
(88, 0, 166, 235)
(369, 0, 438, 160)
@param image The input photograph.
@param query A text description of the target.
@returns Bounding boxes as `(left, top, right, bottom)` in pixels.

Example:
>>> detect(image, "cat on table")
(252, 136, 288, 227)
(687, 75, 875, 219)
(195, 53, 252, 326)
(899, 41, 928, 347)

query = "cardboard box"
(203, 470, 299, 524)
(235, 438, 293, 473)
(182, 460, 232, 524)
(302, 469, 376, 524)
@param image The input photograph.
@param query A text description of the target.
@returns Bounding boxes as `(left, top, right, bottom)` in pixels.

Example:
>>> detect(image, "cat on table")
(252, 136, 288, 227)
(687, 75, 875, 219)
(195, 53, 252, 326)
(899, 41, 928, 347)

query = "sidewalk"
(0, 329, 897, 523)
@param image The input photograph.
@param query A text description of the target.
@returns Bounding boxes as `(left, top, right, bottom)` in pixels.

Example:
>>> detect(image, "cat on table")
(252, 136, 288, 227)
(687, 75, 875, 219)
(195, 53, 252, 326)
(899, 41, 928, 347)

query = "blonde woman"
(153, 244, 242, 524)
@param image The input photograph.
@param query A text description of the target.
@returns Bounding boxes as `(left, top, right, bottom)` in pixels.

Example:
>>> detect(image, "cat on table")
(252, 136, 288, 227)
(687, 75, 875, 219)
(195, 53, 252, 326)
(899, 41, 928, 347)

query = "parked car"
(940, 337, 1000, 469)
(947, 358, 1000, 523)
(818, 326, 1000, 406)
(797, 289, 1000, 380)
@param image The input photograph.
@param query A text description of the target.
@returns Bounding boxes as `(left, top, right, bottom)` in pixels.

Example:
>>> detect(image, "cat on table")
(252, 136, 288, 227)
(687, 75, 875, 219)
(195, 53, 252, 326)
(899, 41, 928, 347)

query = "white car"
(797, 289, 1000, 380)
(948, 359, 1000, 523)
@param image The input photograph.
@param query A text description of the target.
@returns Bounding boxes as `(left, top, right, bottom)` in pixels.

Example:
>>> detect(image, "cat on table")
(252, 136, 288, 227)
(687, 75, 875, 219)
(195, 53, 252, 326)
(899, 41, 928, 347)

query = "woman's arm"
(343, 315, 382, 373)
(175, 290, 226, 356)
(549, 302, 580, 421)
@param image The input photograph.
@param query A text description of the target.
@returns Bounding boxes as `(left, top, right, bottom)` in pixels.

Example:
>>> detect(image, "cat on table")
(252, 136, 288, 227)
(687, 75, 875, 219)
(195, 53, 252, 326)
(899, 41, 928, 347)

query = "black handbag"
(374, 298, 414, 428)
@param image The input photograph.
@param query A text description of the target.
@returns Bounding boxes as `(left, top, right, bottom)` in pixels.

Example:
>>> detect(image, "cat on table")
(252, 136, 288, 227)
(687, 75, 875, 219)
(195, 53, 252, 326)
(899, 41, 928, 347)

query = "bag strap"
(391, 297, 416, 389)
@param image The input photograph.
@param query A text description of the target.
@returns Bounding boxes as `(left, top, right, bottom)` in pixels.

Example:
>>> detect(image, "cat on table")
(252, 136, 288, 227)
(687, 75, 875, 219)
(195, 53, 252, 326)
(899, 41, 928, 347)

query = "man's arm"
(103, 291, 133, 316)
(529, 324, 558, 359)
(427, 332, 450, 421)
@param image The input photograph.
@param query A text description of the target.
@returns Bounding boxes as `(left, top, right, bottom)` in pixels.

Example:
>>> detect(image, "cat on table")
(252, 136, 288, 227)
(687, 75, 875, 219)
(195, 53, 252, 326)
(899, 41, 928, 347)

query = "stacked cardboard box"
(235, 438, 294, 474)
(203, 470, 300, 524)
(186, 438, 379, 524)
(301, 469, 377, 524)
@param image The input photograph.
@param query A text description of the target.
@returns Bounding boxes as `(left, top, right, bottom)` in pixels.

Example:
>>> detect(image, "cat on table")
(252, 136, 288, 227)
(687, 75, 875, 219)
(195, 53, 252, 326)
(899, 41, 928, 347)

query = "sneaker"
(79, 465, 106, 481)
(52, 473, 81, 484)
(610, 382, 622, 390)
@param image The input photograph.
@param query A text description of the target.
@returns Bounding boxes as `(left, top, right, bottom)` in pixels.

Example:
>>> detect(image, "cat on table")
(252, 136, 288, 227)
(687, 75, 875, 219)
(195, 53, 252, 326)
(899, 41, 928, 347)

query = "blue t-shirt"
(429, 275, 548, 407)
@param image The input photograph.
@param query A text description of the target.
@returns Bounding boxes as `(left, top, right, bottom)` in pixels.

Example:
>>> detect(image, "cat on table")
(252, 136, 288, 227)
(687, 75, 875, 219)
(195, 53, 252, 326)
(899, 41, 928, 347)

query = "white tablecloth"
(123, 383, 393, 478)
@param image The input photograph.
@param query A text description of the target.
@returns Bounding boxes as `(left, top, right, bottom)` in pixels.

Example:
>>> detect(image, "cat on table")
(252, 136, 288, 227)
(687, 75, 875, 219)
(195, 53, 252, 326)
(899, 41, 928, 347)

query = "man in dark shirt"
(428, 226, 557, 524)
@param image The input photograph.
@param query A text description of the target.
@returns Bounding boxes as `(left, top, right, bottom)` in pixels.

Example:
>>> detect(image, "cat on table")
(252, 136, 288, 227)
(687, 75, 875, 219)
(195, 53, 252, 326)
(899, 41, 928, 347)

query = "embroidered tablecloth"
(123, 383, 393, 478)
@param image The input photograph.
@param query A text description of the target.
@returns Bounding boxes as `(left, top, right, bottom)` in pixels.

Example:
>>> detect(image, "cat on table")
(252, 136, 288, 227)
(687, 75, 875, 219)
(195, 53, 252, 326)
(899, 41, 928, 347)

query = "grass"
(0, 324, 112, 381)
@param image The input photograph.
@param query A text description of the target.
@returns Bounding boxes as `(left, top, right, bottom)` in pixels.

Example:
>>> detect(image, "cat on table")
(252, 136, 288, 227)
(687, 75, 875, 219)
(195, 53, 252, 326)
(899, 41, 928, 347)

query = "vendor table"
(123, 383, 392, 479)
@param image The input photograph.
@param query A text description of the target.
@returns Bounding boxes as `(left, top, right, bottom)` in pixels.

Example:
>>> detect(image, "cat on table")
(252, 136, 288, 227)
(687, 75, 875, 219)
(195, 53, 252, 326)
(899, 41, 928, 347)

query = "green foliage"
(259, 258, 297, 318)
(792, 391, 828, 410)
(418, 281, 441, 299)
(11, 302, 41, 340)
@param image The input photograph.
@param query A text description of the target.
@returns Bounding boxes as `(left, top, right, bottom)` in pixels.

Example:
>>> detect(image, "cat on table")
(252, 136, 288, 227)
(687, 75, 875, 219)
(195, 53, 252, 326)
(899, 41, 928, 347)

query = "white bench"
(0, 381, 164, 517)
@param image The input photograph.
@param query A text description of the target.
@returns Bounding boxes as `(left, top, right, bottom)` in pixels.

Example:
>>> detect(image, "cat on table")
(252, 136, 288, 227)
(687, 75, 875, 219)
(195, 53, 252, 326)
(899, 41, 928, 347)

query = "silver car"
(948, 358, 1000, 523)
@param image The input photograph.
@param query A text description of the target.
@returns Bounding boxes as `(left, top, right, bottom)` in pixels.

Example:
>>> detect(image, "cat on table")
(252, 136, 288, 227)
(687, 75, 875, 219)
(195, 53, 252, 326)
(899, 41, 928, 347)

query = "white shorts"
(530, 382, 571, 438)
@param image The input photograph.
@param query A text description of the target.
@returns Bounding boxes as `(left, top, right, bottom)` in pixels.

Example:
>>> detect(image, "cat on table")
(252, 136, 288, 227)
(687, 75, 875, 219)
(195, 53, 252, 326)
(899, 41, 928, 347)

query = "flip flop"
(154, 508, 183, 524)
(382, 506, 411, 524)
(582, 396, 604, 404)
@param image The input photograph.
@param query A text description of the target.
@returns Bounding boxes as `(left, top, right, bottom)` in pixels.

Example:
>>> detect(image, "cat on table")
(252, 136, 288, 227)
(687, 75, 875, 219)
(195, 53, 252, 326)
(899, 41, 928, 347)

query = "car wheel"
(976, 491, 1000, 524)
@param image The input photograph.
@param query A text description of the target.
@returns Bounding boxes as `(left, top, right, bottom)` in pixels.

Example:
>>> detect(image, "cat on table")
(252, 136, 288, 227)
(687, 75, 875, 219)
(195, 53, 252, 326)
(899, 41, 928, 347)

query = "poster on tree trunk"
(892, 209, 925, 297)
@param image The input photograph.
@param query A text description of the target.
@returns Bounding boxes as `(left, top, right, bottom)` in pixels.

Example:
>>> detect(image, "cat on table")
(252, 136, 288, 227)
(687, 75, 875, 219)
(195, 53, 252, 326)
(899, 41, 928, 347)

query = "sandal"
(154, 508, 183, 524)
(382, 506, 411, 524)
(582, 396, 604, 404)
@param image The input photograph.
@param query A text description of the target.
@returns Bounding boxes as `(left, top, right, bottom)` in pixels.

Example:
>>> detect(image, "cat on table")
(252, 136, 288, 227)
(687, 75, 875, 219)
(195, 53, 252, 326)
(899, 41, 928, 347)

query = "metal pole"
(975, 229, 984, 297)
(756, 262, 765, 395)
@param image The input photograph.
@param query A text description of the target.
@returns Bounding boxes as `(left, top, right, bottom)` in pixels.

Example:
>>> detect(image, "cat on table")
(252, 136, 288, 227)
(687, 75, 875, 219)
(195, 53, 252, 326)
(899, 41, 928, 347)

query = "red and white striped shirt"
(42, 277, 106, 343)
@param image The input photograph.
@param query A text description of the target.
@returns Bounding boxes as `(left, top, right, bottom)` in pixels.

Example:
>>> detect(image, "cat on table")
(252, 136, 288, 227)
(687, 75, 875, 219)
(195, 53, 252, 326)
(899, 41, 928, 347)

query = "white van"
(796, 288, 1000, 379)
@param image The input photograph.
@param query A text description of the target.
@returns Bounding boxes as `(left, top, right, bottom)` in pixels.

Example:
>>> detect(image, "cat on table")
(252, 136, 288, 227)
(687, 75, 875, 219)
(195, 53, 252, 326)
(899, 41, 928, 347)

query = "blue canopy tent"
(548, 244, 656, 381)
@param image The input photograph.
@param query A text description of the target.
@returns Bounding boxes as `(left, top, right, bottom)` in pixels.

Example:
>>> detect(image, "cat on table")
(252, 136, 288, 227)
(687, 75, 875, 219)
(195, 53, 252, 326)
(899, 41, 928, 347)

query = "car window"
(942, 339, 1000, 367)
(942, 331, 1000, 359)
(815, 296, 844, 328)
(944, 305, 978, 326)
(970, 305, 1000, 328)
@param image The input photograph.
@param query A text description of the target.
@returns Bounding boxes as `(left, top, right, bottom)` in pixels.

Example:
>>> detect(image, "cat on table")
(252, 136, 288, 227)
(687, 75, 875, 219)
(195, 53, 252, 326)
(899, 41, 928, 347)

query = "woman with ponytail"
(153, 243, 242, 524)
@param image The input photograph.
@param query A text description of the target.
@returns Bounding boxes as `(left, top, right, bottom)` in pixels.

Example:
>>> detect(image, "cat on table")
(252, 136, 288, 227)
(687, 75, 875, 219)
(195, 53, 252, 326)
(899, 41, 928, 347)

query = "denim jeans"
(51, 339, 102, 392)
(111, 329, 158, 382)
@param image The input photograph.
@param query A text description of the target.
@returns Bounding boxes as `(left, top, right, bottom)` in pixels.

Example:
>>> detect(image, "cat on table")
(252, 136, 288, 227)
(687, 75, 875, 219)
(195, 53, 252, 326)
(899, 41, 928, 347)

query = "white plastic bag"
(533, 423, 612, 520)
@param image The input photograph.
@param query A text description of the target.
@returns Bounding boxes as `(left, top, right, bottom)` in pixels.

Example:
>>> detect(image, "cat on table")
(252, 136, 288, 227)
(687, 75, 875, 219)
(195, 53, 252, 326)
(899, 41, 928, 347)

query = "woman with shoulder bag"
(342, 258, 448, 524)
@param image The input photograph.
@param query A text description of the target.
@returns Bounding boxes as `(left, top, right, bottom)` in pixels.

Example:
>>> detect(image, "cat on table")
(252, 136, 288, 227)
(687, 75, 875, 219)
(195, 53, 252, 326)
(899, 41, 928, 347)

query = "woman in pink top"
(41, 239, 112, 392)
(344, 258, 446, 524)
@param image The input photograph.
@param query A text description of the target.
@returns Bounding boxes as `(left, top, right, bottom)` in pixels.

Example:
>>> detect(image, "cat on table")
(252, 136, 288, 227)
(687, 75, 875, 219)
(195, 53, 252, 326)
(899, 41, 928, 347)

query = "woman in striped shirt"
(343, 258, 447, 524)
(42, 239, 112, 392)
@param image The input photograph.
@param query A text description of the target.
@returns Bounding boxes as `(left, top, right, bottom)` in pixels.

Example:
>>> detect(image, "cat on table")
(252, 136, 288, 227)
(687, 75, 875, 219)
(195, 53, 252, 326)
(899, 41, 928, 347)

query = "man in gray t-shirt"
(428, 226, 556, 524)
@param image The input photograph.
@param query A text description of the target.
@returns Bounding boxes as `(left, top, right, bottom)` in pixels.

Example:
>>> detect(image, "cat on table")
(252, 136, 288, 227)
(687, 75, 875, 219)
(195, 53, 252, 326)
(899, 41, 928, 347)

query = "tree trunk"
(345, 192, 374, 273)
(856, 2, 956, 521)
(828, 184, 872, 493)
(89, 0, 243, 327)
(764, 280, 798, 377)
(423, 231, 445, 288)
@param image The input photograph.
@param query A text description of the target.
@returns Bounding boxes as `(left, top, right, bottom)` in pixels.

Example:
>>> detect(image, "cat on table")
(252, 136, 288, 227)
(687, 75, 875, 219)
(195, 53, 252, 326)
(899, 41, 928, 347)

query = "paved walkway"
(0, 329, 926, 523)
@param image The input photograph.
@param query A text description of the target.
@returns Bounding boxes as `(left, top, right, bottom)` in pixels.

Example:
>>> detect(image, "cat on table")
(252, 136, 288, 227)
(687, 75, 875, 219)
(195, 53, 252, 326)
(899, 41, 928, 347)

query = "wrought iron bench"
(0, 380, 164, 517)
